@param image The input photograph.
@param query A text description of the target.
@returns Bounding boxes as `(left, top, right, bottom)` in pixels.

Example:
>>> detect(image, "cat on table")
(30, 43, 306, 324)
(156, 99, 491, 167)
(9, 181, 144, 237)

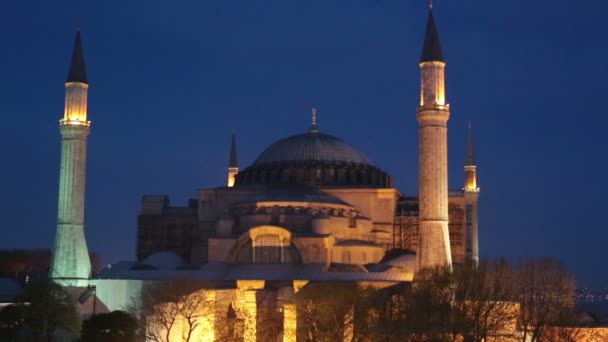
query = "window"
(253, 234, 283, 263)
(342, 251, 351, 264)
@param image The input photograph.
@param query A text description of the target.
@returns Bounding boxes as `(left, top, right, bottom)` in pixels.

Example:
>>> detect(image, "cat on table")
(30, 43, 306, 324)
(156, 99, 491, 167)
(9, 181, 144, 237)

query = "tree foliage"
(295, 258, 580, 342)
(0, 305, 23, 341)
(138, 280, 214, 342)
(80, 310, 139, 342)
(21, 280, 80, 340)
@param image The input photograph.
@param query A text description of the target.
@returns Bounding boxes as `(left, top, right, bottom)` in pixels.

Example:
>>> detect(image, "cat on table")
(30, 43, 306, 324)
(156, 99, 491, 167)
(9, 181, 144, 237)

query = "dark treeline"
(0, 258, 596, 342)
(297, 258, 589, 342)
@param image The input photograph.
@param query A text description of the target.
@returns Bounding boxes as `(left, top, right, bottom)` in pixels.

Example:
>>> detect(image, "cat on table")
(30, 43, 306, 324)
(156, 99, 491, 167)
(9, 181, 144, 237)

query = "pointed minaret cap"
(466, 121, 476, 166)
(420, 9, 445, 63)
(229, 129, 238, 168)
(66, 28, 88, 84)
(309, 107, 319, 133)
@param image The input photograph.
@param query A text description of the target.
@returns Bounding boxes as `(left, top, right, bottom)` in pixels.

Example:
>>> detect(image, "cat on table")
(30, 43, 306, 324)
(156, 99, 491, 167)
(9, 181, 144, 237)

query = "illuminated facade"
(51, 8, 482, 342)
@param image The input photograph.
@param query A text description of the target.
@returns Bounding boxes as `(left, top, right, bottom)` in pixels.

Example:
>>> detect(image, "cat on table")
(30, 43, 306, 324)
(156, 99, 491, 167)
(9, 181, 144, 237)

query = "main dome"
(253, 131, 374, 167)
(235, 129, 393, 188)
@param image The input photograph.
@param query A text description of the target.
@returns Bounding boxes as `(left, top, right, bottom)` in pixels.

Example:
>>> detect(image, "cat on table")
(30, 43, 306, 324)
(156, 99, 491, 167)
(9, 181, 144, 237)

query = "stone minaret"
(49, 29, 92, 286)
(416, 9, 452, 270)
(227, 130, 238, 187)
(464, 121, 480, 264)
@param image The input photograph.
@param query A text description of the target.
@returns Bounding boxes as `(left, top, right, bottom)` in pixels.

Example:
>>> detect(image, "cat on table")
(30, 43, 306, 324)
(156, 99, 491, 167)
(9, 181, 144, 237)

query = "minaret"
(464, 121, 480, 264)
(49, 29, 92, 286)
(227, 130, 238, 187)
(416, 8, 452, 270)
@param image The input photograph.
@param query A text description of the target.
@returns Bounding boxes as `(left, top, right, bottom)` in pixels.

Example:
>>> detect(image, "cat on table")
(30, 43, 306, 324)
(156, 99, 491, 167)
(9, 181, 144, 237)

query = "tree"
(19, 279, 80, 341)
(80, 310, 139, 342)
(296, 282, 359, 341)
(0, 305, 23, 341)
(515, 258, 577, 342)
(139, 280, 214, 342)
(214, 302, 244, 342)
(403, 266, 455, 342)
(452, 260, 518, 342)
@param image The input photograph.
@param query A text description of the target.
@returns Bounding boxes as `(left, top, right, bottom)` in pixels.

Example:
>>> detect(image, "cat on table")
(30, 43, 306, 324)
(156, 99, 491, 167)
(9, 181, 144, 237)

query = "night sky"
(1, 1, 607, 287)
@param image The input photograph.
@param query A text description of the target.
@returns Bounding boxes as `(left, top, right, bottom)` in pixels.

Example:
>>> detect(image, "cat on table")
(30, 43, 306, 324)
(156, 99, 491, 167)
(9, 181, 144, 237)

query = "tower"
(227, 130, 238, 187)
(416, 9, 452, 270)
(49, 29, 92, 286)
(464, 122, 480, 264)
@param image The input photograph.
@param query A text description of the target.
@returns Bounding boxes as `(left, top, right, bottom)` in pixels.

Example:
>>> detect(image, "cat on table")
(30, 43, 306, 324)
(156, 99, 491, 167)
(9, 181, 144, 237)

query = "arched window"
(253, 234, 284, 263)
(342, 251, 351, 264)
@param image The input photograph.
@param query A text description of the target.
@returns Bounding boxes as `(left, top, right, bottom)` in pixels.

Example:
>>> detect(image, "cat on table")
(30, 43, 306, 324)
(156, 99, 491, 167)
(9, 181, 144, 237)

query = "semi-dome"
(253, 132, 373, 167)
(235, 128, 393, 188)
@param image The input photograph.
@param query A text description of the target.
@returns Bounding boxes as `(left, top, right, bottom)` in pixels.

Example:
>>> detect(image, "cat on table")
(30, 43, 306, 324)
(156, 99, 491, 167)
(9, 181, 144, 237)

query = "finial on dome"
(429, 0, 433, 9)
(309, 107, 319, 133)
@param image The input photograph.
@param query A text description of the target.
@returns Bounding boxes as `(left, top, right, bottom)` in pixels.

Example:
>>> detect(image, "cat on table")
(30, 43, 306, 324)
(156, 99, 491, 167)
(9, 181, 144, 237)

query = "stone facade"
(137, 196, 198, 262)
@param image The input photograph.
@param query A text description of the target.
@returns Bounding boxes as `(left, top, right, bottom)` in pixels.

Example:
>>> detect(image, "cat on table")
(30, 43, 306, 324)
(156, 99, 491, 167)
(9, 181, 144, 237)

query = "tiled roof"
(253, 131, 373, 167)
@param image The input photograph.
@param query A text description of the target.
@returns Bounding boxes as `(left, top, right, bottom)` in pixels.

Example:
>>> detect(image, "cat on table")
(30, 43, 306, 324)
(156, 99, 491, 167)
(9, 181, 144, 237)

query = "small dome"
(384, 254, 417, 269)
(141, 251, 185, 270)
(253, 131, 373, 167)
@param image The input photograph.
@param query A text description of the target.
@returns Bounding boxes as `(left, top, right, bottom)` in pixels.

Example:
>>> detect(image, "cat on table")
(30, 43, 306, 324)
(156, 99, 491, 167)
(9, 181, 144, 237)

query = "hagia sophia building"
(48, 8, 480, 341)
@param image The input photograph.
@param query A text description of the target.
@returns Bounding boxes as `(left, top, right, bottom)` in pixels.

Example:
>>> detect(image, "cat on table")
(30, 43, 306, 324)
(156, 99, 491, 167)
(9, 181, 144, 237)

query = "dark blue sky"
(1, 1, 607, 287)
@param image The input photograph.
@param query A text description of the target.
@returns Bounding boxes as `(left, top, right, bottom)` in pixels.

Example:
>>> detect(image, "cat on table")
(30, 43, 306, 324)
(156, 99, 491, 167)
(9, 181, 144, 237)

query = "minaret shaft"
(50, 30, 91, 286)
(417, 59, 452, 270)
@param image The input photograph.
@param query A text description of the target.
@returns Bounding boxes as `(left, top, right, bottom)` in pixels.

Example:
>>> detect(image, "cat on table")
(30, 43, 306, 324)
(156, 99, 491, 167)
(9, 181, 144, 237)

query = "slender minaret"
(464, 121, 480, 264)
(416, 8, 452, 270)
(49, 29, 92, 286)
(227, 130, 238, 187)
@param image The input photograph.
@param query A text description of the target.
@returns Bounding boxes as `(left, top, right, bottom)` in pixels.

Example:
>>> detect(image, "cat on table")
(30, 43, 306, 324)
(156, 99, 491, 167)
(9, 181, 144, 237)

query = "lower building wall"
(89, 279, 144, 314)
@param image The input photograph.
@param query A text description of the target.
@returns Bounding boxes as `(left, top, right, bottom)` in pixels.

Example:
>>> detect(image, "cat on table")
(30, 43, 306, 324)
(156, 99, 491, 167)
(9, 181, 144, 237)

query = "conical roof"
(420, 10, 444, 63)
(66, 29, 88, 83)
(229, 130, 238, 168)
(466, 121, 475, 166)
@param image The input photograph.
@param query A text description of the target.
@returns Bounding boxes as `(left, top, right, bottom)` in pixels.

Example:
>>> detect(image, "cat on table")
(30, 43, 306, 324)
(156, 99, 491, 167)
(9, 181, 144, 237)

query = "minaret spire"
(466, 120, 475, 166)
(66, 28, 88, 84)
(464, 121, 480, 264)
(227, 130, 239, 187)
(420, 8, 444, 63)
(50, 29, 92, 286)
(309, 107, 319, 133)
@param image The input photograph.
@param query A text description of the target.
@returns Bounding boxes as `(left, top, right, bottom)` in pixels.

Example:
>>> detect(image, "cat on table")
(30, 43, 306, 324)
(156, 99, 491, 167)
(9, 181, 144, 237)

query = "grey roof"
(229, 130, 238, 167)
(335, 240, 381, 247)
(240, 188, 351, 206)
(466, 121, 475, 166)
(420, 10, 444, 63)
(66, 29, 88, 83)
(94, 262, 411, 282)
(253, 130, 374, 167)
(224, 264, 410, 282)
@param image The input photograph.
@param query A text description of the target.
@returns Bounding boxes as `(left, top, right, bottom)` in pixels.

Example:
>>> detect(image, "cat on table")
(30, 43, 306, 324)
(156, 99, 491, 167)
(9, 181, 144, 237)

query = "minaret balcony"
(60, 119, 91, 127)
